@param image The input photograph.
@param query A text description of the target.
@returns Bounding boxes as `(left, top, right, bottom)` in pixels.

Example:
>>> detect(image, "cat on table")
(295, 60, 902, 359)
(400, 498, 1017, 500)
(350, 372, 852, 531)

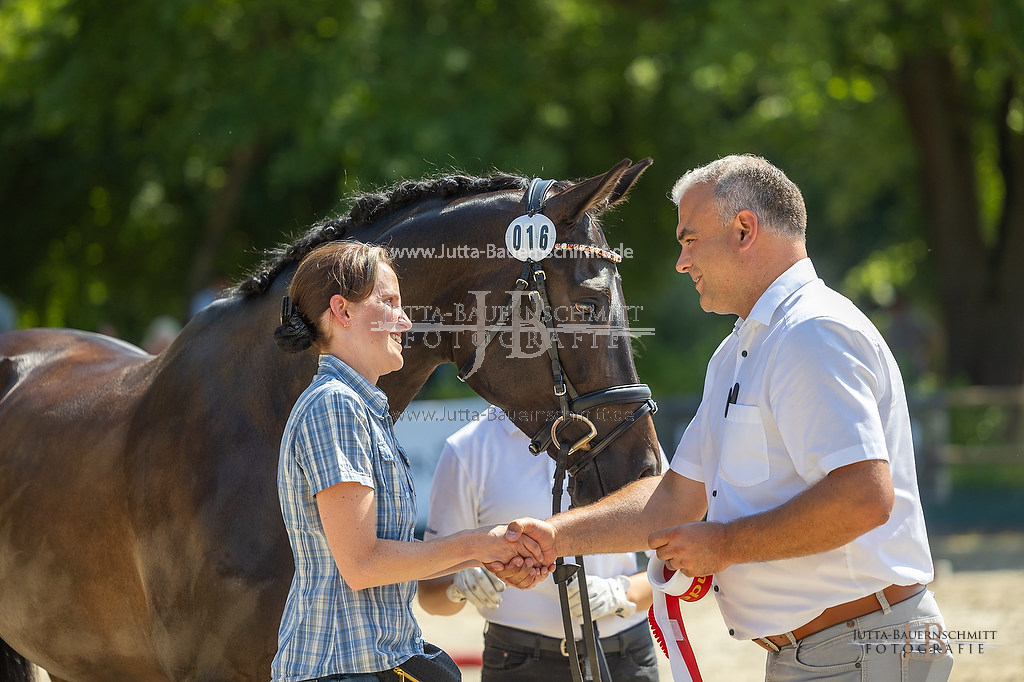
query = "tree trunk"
(893, 52, 1024, 385)
(188, 144, 264, 301)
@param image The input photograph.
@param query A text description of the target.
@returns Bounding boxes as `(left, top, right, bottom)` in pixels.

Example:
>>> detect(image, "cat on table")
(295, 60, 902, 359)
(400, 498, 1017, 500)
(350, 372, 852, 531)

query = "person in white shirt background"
(419, 405, 667, 682)
(498, 154, 954, 682)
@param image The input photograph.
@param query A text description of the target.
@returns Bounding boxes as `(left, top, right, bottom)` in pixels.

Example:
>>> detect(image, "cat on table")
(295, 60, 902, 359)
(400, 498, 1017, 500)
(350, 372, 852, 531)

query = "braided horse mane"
(235, 173, 536, 297)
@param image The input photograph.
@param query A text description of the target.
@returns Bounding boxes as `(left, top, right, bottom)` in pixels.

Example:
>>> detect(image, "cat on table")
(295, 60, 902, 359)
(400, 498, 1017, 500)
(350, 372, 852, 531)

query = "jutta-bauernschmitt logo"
(374, 289, 654, 379)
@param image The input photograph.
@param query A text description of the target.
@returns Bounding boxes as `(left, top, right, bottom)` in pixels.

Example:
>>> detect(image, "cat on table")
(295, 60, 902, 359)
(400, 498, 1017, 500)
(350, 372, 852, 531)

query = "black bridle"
(456, 178, 658, 479)
(456, 178, 658, 682)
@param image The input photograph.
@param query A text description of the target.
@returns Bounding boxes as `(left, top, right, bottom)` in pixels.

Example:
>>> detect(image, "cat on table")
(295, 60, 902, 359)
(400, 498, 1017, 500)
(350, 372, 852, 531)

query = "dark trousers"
(482, 621, 659, 682)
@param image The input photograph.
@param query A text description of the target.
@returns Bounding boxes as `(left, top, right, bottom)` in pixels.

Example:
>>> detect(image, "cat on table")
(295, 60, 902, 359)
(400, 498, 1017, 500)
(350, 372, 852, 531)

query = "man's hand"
(648, 521, 733, 577)
(482, 517, 557, 589)
(475, 524, 545, 565)
(446, 567, 505, 610)
(566, 575, 636, 622)
(505, 517, 557, 565)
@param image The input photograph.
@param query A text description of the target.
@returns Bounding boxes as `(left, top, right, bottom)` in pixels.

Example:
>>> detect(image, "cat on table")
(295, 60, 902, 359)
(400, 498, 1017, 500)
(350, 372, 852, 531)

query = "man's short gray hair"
(670, 154, 807, 240)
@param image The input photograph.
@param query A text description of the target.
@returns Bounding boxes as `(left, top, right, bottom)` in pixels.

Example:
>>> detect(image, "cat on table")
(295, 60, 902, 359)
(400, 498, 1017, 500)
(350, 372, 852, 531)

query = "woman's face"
(332, 263, 412, 384)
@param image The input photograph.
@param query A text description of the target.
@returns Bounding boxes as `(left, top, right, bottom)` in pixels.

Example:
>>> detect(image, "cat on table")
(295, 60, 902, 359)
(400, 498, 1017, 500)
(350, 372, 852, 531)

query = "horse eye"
(573, 302, 596, 320)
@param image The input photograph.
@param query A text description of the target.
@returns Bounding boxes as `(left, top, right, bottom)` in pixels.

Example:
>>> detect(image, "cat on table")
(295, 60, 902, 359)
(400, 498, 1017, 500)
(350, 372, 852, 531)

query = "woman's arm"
(317, 481, 546, 590)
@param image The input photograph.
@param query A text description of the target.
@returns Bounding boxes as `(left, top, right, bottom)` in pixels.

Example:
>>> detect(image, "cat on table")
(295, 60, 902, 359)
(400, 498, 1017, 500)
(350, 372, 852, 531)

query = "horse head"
(376, 158, 661, 506)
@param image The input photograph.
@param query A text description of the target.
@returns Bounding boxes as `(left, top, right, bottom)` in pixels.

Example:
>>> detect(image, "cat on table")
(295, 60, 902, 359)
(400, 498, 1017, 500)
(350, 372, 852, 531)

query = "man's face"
(674, 183, 743, 316)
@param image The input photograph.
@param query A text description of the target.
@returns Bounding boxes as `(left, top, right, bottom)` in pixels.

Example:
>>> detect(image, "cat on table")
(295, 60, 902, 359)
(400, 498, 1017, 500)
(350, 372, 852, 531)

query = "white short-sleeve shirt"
(425, 406, 663, 638)
(671, 258, 934, 640)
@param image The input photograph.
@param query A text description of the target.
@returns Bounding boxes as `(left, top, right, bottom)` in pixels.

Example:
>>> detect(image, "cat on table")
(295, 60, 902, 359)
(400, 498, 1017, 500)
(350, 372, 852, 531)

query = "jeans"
(765, 589, 954, 682)
(481, 621, 659, 682)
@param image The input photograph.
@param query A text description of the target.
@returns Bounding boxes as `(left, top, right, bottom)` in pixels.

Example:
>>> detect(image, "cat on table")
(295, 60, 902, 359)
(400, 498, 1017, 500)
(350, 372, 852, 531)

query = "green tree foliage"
(1, 0, 1022, 391)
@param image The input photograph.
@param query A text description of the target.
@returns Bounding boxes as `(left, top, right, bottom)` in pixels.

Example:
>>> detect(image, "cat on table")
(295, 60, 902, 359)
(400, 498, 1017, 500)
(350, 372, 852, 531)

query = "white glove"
(445, 567, 506, 610)
(567, 575, 636, 622)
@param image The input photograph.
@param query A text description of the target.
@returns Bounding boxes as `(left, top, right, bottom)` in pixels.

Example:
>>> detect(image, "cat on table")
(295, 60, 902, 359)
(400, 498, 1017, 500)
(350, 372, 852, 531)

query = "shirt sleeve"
(423, 439, 479, 540)
(671, 332, 734, 483)
(671, 379, 713, 482)
(293, 387, 376, 495)
(771, 317, 891, 482)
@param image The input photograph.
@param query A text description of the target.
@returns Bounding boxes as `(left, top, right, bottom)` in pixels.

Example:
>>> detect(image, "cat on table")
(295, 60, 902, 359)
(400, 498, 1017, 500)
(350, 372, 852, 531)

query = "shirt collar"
(486, 405, 522, 437)
(317, 354, 391, 419)
(740, 258, 817, 329)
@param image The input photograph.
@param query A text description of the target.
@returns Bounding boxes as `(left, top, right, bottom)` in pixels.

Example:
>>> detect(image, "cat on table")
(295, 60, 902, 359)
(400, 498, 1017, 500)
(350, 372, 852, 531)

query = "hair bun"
(274, 295, 315, 352)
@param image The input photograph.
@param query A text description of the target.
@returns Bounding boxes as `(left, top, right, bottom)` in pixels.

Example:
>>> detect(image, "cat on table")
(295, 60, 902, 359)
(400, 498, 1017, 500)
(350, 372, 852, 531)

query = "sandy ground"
(413, 565, 1024, 682)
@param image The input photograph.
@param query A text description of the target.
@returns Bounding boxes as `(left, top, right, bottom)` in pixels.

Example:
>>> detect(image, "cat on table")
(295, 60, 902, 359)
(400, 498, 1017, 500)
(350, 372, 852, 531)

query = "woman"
(271, 241, 546, 682)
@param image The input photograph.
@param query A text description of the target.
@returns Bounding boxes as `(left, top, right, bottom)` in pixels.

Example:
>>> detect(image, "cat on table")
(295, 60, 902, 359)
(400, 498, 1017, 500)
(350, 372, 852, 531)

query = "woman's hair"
(274, 240, 395, 353)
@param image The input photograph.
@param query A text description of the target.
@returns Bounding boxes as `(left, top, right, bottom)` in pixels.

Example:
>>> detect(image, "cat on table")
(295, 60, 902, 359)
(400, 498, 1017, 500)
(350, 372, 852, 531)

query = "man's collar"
(740, 258, 817, 329)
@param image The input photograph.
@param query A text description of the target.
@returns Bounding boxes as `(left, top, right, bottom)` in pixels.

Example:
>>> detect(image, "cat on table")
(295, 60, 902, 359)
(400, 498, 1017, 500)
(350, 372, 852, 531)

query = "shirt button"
(712, 490, 718, 497)
(714, 585, 720, 592)
(729, 629, 735, 636)
(741, 350, 748, 357)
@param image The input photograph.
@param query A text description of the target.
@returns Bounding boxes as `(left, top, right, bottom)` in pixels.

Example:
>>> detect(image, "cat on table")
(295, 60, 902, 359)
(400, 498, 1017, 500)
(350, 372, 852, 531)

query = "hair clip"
(280, 295, 294, 325)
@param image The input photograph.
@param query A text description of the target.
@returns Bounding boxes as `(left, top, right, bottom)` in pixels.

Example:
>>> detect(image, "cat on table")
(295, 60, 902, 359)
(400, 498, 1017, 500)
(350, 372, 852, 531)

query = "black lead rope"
(552, 438, 611, 682)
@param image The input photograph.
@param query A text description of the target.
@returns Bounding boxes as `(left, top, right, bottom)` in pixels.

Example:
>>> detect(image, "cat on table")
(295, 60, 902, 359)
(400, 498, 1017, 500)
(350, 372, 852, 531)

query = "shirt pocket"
(718, 403, 770, 487)
(379, 442, 415, 500)
(376, 443, 401, 492)
(375, 444, 416, 538)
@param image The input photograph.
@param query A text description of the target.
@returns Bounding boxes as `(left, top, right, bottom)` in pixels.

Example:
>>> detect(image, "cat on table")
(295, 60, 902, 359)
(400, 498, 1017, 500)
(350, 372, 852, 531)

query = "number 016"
(511, 221, 551, 251)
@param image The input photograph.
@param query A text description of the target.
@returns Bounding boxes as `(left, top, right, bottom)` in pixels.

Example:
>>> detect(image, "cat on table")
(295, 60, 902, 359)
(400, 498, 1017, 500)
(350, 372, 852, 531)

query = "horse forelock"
(233, 173, 530, 297)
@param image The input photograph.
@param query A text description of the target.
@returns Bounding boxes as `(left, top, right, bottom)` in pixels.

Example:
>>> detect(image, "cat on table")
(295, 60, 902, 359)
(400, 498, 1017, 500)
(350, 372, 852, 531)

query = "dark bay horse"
(0, 159, 661, 681)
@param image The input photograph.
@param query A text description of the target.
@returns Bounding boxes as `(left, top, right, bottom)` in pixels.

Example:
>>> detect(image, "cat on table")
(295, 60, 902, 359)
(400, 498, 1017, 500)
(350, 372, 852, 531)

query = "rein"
(457, 178, 658, 682)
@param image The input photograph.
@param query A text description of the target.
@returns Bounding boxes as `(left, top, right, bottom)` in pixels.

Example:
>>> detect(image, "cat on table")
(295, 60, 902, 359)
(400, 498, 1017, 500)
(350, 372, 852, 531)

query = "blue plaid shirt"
(271, 355, 422, 681)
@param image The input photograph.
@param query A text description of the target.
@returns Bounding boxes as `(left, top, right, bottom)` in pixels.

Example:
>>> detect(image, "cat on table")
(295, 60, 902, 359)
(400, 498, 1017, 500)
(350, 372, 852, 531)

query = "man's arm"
(649, 459, 893, 576)
(493, 470, 707, 585)
(625, 569, 655, 613)
(550, 470, 706, 558)
(417, 576, 465, 616)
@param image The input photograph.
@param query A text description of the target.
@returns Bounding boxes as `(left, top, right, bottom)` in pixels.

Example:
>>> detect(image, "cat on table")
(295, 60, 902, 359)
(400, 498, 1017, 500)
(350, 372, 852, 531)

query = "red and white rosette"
(646, 557, 711, 681)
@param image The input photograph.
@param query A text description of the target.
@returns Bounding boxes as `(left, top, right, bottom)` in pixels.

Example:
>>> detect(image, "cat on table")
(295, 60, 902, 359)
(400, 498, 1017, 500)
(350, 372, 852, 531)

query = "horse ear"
(606, 157, 652, 207)
(544, 158, 636, 226)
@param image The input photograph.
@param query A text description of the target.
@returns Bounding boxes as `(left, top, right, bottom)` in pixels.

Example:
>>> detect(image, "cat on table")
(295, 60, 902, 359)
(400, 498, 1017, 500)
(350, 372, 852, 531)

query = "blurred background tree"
(1, 0, 1022, 395)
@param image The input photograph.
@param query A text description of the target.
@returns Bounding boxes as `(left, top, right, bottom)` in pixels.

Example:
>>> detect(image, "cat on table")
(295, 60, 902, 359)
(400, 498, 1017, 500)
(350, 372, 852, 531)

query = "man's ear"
(735, 209, 758, 248)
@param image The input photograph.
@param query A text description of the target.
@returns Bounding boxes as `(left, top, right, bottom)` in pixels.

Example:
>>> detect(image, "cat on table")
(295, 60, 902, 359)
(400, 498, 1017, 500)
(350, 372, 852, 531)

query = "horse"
(0, 158, 662, 681)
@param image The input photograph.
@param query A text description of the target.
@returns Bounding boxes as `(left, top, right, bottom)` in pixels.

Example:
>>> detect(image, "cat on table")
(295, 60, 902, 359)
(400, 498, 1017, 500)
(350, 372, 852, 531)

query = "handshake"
(472, 514, 731, 590)
(463, 517, 557, 588)
(451, 517, 637, 620)
(451, 512, 728, 618)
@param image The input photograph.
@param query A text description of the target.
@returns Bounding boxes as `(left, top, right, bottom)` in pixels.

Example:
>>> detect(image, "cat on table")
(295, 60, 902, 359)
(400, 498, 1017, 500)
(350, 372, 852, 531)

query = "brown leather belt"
(753, 583, 925, 652)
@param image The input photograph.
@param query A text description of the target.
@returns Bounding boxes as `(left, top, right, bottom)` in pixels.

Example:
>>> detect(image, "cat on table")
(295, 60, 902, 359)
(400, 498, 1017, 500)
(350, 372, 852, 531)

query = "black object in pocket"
(376, 642, 461, 682)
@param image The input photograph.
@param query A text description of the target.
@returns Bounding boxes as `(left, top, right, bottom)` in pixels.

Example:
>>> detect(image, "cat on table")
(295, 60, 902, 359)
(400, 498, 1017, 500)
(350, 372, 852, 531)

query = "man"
(499, 155, 953, 681)
(419, 405, 661, 681)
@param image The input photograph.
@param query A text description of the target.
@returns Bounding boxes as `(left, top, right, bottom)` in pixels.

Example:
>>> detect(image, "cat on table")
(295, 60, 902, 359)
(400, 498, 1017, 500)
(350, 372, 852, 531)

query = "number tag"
(504, 214, 556, 261)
